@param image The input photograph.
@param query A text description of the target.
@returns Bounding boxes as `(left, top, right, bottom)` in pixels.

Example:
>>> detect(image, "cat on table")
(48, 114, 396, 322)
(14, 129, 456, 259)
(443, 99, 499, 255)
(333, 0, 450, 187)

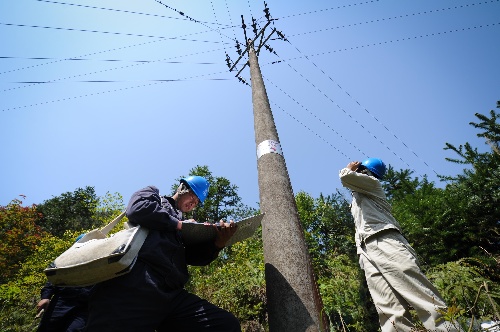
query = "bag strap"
(100, 211, 127, 236)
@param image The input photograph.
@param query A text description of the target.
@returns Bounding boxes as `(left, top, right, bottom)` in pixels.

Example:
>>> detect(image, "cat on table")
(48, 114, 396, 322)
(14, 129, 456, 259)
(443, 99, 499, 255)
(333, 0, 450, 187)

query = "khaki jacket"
(339, 168, 402, 253)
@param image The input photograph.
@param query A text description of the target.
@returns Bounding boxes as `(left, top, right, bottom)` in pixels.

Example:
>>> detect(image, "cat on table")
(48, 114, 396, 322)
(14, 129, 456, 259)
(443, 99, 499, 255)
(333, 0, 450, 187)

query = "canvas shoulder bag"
(44, 211, 149, 287)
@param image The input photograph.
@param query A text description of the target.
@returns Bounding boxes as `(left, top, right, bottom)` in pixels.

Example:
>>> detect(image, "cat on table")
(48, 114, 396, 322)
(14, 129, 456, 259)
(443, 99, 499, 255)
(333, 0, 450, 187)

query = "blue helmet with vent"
(361, 158, 386, 179)
(181, 176, 210, 204)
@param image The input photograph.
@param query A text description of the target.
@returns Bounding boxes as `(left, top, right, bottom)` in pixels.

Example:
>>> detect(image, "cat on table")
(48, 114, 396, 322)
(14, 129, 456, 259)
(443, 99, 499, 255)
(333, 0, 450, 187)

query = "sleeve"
(339, 167, 385, 199)
(126, 186, 179, 231)
(185, 242, 222, 266)
(40, 281, 55, 300)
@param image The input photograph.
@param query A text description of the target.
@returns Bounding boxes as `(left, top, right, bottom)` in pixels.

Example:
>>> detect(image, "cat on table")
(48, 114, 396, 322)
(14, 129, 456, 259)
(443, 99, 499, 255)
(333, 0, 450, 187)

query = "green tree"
(427, 259, 500, 328)
(94, 191, 125, 221)
(382, 104, 499, 265)
(386, 173, 460, 266)
(318, 255, 378, 332)
(0, 197, 47, 284)
(175, 165, 257, 222)
(0, 232, 78, 332)
(187, 235, 267, 331)
(295, 191, 378, 331)
(35, 186, 100, 237)
(440, 104, 500, 259)
(180, 166, 265, 329)
(295, 191, 356, 273)
(382, 166, 421, 201)
(0, 191, 124, 332)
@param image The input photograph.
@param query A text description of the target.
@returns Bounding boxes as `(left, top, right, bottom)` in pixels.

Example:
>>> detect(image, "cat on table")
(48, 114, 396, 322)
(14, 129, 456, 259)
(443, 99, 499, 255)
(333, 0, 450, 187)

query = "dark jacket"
(37, 282, 92, 332)
(40, 282, 92, 301)
(126, 186, 221, 289)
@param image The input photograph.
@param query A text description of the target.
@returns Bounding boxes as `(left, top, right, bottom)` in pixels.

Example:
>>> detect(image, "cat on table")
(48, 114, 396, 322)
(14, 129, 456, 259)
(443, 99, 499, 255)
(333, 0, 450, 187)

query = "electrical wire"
(1, 70, 230, 112)
(2, 0, 497, 179)
(0, 22, 228, 43)
(287, 0, 499, 38)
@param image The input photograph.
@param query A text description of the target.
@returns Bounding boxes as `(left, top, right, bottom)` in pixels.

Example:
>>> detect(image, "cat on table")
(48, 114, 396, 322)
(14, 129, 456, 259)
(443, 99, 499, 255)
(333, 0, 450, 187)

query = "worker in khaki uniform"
(339, 158, 460, 332)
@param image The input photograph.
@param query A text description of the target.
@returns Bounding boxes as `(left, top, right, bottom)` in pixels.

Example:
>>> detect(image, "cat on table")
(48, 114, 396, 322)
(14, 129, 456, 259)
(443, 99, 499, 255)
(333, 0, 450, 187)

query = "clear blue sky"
(1, 0, 499, 209)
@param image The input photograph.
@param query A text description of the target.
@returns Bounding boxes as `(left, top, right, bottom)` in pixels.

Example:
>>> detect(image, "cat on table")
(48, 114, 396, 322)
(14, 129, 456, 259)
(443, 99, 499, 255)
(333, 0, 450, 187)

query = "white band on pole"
(257, 139, 283, 159)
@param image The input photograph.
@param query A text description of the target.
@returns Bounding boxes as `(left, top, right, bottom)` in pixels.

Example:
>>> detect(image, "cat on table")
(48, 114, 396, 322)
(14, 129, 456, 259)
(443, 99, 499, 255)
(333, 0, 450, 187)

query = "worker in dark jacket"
(85, 176, 240, 332)
(36, 281, 92, 332)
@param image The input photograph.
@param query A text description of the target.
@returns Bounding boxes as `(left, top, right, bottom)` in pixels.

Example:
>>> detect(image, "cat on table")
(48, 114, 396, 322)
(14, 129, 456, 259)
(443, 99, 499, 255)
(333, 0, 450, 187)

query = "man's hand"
(214, 220, 237, 249)
(347, 161, 361, 171)
(36, 299, 49, 314)
(177, 219, 196, 230)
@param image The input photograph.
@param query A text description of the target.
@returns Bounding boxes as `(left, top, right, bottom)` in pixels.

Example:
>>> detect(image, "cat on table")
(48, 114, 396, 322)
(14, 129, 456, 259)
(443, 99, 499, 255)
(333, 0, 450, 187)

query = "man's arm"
(36, 282, 55, 314)
(126, 186, 180, 231)
(339, 162, 384, 198)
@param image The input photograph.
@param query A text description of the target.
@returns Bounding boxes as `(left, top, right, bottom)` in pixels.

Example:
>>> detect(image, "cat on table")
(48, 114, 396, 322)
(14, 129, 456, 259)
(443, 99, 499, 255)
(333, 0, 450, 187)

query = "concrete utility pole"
(247, 40, 327, 332)
(226, 7, 328, 329)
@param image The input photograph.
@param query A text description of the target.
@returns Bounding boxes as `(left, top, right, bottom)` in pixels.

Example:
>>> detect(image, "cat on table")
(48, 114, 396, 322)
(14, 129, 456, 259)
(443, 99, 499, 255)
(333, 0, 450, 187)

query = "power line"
(153, 0, 239, 44)
(273, 39, 432, 177)
(220, 3, 483, 177)
(35, 0, 232, 27)
(1, 70, 230, 112)
(276, 0, 380, 20)
(10, 78, 230, 83)
(0, 22, 229, 44)
(0, 56, 217, 64)
(1, 47, 225, 93)
(287, 0, 499, 37)
(2, 0, 498, 179)
(270, 101, 350, 159)
(265, 76, 363, 159)
(273, 22, 499, 62)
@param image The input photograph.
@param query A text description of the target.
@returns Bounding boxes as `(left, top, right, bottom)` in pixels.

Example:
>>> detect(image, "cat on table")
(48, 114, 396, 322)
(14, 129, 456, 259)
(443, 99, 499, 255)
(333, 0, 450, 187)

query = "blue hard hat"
(181, 176, 210, 204)
(361, 158, 386, 179)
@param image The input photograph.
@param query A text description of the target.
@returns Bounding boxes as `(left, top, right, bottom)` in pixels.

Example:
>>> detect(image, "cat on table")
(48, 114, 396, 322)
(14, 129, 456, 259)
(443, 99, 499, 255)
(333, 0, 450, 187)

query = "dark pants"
(37, 296, 88, 332)
(86, 261, 241, 332)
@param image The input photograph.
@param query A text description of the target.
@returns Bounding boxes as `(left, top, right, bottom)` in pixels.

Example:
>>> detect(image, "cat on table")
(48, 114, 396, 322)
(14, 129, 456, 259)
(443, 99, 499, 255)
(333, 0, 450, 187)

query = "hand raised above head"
(347, 161, 361, 171)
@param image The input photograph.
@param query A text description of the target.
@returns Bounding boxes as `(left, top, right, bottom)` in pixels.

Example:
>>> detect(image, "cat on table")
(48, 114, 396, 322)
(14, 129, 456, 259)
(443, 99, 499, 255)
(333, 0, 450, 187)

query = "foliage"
(94, 191, 125, 221)
(35, 186, 101, 237)
(0, 232, 77, 332)
(318, 254, 379, 332)
(295, 191, 356, 275)
(0, 197, 47, 284)
(383, 106, 500, 266)
(440, 106, 500, 260)
(186, 235, 268, 330)
(382, 166, 422, 202)
(427, 259, 500, 328)
(295, 191, 378, 331)
(0, 189, 124, 332)
(2, 103, 500, 331)
(387, 175, 464, 266)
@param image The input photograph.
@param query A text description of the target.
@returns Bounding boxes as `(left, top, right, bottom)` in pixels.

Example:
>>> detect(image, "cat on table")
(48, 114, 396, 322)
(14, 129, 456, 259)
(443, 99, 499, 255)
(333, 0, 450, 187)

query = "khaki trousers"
(359, 230, 459, 332)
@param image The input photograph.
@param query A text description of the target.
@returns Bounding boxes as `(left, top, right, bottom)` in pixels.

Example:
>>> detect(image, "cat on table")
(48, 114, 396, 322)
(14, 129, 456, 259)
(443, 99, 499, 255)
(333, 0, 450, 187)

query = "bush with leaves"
(0, 231, 77, 332)
(441, 105, 500, 260)
(427, 259, 500, 329)
(35, 186, 102, 237)
(186, 234, 267, 331)
(318, 254, 379, 332)
(0, 197, 47, 284)
(0, 191, 125, 332)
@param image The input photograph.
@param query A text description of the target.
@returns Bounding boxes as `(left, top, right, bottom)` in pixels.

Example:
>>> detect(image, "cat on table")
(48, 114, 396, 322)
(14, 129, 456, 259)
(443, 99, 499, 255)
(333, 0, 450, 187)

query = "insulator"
(263, 2, 270, 20)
